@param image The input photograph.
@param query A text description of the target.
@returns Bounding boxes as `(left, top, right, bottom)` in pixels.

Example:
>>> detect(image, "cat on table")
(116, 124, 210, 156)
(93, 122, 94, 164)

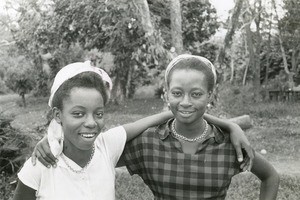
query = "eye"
(95, 112, 104, 119)
(191, 92, 203, 98)
(171, 91, 182, 97)
(72, 111, 84, 118)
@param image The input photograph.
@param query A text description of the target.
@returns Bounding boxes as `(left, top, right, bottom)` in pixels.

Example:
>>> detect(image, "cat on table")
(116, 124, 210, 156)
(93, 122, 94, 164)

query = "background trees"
(0, 0, 299, 102)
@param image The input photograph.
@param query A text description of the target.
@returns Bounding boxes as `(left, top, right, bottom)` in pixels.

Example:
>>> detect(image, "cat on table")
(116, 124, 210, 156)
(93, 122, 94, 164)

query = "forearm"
(252, 153, 279, 200)
(123, 111, 173, 141)
(259, 174, 280, 200)
(203, 113, 237, 133)
(13, 181, 36, 200)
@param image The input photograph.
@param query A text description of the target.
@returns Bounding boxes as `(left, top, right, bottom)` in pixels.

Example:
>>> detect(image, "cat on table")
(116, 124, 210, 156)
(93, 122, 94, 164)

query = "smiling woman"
(12, 61, 175, 200)
(123, 54, 279, 199)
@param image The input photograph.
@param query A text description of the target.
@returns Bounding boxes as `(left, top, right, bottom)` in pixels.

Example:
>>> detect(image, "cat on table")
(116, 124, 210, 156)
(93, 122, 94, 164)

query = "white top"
(18, 126, 127, 200)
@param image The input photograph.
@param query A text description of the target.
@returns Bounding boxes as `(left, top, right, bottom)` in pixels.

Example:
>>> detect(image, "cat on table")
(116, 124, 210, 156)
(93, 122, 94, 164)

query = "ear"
(52, 107, 62, 124)
(163, 86, 169, 102)
(208, 90, 215, 102)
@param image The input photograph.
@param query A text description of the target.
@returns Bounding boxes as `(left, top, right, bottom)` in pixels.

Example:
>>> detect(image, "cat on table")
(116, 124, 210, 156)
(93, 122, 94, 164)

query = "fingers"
(36, 149, 52, 168)
(37, 147, 56, 167)
(233, 143, 244, 163)
(243, 145, 255, 171)
(240, 156, 250, 172)
(31, 150, 37, 166)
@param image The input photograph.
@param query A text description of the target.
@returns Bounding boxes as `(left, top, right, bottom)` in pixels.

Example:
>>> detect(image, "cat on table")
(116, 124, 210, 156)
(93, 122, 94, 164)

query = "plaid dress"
(124, 119, 241, 200)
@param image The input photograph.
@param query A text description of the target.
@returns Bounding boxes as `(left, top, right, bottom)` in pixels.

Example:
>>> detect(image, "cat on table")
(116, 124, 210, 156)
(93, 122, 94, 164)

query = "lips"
(177, 110, 195, 118)
(80, 133, 97, 139)
(179, 111, 194, 114)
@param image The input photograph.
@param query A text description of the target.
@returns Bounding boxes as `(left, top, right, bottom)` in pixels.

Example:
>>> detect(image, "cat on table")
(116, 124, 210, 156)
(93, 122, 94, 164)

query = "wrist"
(228, 122, 241, 134)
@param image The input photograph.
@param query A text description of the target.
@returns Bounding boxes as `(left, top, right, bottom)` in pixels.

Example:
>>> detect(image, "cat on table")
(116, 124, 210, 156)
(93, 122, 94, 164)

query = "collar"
(157, 118, 227, 144)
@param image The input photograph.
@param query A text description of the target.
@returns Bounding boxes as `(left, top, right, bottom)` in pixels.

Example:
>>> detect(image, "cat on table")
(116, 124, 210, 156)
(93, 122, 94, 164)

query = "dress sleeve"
(123, 134, 143, 175)
(17, 158, 42, 191)
(100, 126, 127, 166)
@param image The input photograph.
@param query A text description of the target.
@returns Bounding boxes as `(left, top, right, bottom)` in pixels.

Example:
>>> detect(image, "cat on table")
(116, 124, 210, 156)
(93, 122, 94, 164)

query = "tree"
(5, 56, 35, 107)
(216, 0, 244, 71)
(170, 0, 183, 54)
(277, 0, 300, 88)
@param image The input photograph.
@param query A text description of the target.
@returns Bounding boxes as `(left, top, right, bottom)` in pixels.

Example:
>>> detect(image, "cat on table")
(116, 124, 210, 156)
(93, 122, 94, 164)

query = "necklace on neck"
(61, 145, 95, 173)
(171, 119, 209, 143)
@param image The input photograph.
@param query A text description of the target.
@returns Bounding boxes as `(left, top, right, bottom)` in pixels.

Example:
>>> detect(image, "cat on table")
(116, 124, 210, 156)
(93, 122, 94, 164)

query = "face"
(167, 69, 211, 125)
(53, 87, 105, 151)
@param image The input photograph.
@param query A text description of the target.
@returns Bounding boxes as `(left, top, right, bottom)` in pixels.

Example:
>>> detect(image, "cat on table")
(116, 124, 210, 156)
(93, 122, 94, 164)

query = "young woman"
(25, 59, 256, 200)
(13, 61, 174, 200)
(123, 55, 279, 199)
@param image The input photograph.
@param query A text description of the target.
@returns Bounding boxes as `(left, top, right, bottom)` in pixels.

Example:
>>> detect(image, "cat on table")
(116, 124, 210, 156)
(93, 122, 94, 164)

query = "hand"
(31, 136, 57, 168)
(229, 123, 254, 171)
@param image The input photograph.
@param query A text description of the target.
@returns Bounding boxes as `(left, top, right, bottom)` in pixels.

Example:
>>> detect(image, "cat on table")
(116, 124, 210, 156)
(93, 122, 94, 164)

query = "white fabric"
(18, 126, 127, 200)
(164, 54, 217, 84)
(47, 120, 64, 157)
(48, 60, 112, 107)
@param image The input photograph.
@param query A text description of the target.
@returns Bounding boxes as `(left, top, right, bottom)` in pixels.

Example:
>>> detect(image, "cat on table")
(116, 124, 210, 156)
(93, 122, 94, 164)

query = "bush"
(5, 58, 36, 107)
(0, 114, 33, 174)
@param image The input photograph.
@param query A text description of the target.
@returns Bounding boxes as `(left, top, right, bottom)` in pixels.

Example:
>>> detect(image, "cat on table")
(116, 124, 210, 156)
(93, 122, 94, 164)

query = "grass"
(0, 92, 300, 200)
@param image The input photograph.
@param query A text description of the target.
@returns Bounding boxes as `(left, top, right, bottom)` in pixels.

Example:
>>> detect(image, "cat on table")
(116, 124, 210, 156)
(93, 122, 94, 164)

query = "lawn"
(0, 94, 299, 200)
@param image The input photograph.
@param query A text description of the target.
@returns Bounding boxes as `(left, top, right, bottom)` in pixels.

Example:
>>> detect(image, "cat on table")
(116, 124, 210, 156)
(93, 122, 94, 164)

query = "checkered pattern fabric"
(124, 119, 241, 200)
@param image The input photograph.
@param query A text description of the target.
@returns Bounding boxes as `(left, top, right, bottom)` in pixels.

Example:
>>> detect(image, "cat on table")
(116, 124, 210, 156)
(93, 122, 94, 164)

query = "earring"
(167, 102, 170, 107)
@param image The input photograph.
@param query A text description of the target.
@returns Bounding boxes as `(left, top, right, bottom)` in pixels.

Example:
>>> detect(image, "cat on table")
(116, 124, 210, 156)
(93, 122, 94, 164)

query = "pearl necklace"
(171, 119, 209, 143)
(61, 145, 95, 174)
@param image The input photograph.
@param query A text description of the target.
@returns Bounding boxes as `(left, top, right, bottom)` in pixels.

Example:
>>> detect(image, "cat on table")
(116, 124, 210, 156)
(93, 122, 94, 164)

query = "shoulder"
(209, 123, 231, 144)
(137, 120, 169, 140)
(96, 126, 126, 144)
(18, 158, 47, 191)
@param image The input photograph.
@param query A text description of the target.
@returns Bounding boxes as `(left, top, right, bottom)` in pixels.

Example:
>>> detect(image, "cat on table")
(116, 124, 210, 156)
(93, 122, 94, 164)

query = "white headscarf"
(164, 54, 217, 85)
(47, 60, 112, 157)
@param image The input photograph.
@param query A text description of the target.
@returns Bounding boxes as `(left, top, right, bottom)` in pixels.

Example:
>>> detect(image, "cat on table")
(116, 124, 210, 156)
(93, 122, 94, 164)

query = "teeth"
(81, 133, 95, 138)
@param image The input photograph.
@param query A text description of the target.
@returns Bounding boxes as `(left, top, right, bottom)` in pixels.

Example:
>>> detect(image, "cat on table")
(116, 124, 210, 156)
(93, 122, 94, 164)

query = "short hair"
(165, 57, 215, 92)
(51, 72, 109, 110)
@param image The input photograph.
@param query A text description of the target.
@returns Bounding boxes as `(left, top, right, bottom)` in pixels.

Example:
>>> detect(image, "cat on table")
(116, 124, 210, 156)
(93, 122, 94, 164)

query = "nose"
(179, 94, 192, 106)
(84, 114, 97, 128)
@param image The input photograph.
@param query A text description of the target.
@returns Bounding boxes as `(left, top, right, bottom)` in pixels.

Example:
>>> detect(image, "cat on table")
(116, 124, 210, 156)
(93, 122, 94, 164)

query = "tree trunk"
(125, 65, 134, 98)
(110, 73, 125, 104)
(253, 0, 262, 101)
(230, 53, 235, 84)
(242, 36, 249, 85)
(216, 0, 244, 68)
(264, 9, 272, 100)
(272, 0, 294, 89)
(244, 22, 255, 87)
(170, 0, 184, 54)
(21, 92, 26, 107)
(278, 35, 294, 89)
(132, 0, 154, 36)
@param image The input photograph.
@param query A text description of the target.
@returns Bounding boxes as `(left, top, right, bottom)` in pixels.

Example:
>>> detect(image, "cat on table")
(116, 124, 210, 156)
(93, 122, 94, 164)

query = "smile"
(80, 133, 97, 138)
(179, 110, 195, 114)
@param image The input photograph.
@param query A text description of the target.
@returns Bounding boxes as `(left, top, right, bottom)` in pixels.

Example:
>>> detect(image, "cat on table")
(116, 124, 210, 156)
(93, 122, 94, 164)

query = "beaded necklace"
(171, 119, 208, 143)
(61, 145, 95, 173)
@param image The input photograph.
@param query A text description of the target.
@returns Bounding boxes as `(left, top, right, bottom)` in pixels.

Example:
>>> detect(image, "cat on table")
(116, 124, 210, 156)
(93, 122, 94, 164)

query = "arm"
(251, 152, 279, 200)
(203, 113, 254, 171)
(13, 180, 36, 200)
(123, 111, 173, 141)
(31, 136, 57, 167)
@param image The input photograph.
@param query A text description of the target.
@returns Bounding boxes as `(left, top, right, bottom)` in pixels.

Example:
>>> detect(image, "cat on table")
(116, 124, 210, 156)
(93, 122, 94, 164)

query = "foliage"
(5, 56, 35, 106)
(148, 0, 219, 58)
(181, 0, 219, 55)
(10, 0, 170, 100)
(0, 171, 15, 200)
(0, 114, 33, 174)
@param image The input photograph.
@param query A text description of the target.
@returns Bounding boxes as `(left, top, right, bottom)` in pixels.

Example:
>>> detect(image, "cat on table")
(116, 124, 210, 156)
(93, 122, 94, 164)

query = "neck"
(174, 118, 205, 138)
(63, 143, 94, 167)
